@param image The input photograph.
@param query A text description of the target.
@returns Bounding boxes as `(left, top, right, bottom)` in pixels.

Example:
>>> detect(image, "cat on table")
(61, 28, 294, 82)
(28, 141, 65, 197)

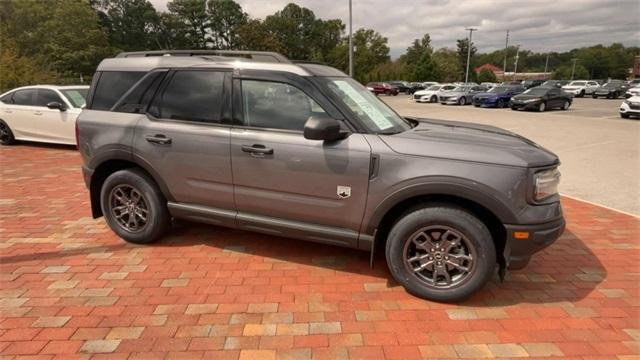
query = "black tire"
(537, 102, 546, 112)
(592, 95, 598, 99)
(385, 90, 391, 96)
(496, 99, 505, 108)
(458, 97, 466, 105)
(393, 91, 398, 96)
(578, 90, 585, 98)
(0, 120, 15, 145)
(385, 206, 496, 302)
(511, 106, 517, 110)
(430, 95, 437, 103)
(100, 168, 170, 244)
(620, 113, 630, 119)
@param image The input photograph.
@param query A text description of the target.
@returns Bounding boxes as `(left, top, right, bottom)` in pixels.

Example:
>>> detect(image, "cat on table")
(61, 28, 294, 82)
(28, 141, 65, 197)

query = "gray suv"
(77, 50, 565, 302)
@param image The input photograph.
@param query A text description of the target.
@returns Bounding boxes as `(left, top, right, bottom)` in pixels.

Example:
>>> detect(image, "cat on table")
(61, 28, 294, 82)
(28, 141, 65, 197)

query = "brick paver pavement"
(1, 144, 639, 359)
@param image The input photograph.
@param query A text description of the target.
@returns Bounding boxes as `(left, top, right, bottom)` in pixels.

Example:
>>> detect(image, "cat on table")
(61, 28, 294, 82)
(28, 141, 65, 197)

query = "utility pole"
(544, 53, 549, 73)
(348, 0, 353, 78)
(513, 45, 520, 80)
(503, 30, 509, 80)
(464, 27, 477, 83)
(570, 58, 579, 80)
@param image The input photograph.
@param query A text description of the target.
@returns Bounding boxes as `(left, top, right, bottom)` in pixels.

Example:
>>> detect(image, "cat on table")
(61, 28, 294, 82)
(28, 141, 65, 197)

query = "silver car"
(439, 85, 487, 105)
(74, 50, 565, 302)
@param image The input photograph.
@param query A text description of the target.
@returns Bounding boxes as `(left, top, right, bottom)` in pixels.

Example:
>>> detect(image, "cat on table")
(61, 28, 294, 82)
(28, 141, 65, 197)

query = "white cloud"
(149, 0, 640, 57)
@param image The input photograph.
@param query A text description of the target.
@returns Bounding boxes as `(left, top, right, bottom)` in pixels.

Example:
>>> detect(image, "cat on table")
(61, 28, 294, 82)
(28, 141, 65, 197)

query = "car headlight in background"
(534, 167, 561, 201)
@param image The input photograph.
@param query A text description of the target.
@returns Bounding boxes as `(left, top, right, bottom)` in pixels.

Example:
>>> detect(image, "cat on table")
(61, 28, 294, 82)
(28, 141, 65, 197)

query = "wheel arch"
(88, 156, 173, 218)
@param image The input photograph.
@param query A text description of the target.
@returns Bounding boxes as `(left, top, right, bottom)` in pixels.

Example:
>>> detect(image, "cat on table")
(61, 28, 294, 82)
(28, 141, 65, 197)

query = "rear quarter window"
(90, 71, 145, 110)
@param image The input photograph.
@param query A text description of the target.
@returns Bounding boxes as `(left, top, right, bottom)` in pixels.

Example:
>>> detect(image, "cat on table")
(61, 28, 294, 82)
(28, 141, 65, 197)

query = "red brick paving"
(1, 143, 639, 359)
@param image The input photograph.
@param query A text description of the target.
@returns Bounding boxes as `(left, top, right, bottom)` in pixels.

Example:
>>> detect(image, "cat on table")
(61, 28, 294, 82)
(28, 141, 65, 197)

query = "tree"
(207, 0, 247, 49)
(477, 69, 497, 83)
(95, 0, 160, 51)
(167, 0, 209, 48)
(456, 38, 477, 79)
(153, 12, 191, 49)
(263, 3, 319, 60)
(413, 51, 439, 81)
(0, 39, 56, 92)
(330, 28, 390, 82)
(433, 48, 461, 82)
(236, 19, 284, 53)
(399, 33, 432, 81)
(552, 64, 589, 80)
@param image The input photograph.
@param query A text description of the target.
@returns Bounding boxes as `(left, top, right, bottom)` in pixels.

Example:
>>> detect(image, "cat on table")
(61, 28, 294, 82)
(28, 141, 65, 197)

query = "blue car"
(473, 86, 525, 108)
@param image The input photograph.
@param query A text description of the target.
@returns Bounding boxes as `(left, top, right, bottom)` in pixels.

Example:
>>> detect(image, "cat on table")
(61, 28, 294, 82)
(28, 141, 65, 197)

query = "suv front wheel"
(100, 168, 170, 244)
(385, 206, 496, 302)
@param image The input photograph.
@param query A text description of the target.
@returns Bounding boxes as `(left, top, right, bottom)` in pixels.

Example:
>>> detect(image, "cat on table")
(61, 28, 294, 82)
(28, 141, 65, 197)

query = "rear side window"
(149, 70, 224, 123)
(35, 89, 63, 107)
(114, 72, 165, 113)
(12, 89, 36, 106)
(91, 71, 145, 110)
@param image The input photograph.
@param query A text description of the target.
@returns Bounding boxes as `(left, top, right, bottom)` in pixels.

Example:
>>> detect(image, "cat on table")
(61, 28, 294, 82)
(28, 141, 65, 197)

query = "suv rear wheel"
(100, 168, 170, 244)
(385, 206, 496, 302)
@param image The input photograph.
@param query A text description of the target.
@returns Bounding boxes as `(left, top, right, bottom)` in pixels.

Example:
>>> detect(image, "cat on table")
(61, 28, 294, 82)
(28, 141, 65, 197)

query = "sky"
(148, 0, 640, 58)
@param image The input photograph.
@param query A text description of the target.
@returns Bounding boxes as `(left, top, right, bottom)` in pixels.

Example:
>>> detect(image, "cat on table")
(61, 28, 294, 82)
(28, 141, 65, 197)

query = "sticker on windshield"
(333, 80, 394, 130)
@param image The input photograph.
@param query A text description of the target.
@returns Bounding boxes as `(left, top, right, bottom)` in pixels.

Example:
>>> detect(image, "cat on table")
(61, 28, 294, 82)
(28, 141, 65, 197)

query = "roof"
(4, 85, 89, 92)
(97, 51, 347, 77)
(474, 63, 503, 73)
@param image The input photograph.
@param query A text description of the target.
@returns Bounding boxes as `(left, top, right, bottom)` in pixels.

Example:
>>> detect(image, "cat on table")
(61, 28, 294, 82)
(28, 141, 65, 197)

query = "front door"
(230, 79, 371, 246)
(133, 69, 235, 226)
(33, 89, 75, 144)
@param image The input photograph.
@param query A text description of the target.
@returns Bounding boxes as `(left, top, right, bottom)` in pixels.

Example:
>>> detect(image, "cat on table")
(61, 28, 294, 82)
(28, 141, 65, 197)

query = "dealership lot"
(383, 96, 640, 215)
(0, 98, 639, 359)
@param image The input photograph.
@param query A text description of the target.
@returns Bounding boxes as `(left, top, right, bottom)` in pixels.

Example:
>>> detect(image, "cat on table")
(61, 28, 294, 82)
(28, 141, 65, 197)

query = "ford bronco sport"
(77, 50, 565, 302)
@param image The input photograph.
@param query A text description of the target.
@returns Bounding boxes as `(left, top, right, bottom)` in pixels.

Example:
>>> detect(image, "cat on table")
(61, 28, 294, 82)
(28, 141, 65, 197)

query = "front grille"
(414, 94, 421, 100)
(630, 103, 640, 110)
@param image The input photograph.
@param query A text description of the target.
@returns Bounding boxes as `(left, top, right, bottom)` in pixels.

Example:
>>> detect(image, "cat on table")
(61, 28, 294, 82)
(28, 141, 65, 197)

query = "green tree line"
(1, 0, 637, 92)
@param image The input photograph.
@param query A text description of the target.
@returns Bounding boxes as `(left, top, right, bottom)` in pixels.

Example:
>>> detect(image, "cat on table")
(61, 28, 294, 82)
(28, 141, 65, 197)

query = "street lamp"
(570, 58, 580, 80)
(513, 45, 520, 80)
(464, 27, 477, 83)
(348, 0, 353, 77)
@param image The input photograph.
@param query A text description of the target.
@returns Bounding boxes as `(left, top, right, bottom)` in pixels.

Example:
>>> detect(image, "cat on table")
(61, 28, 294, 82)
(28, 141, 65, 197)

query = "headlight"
(523, 98, 540, 103)
(366, 87, 374, 91)
(624, 100, 631, 106)
(534, 167, 561, 201)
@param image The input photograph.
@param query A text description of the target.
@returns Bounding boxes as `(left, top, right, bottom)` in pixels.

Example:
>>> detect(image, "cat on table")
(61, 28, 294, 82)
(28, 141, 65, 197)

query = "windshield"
(427, 85, 441, 90)
(603, 83, 619, 88)
(542, 81, 557, 86)
(60, 88, 88, 108)
(320, 77, 411, 134)
(452, 86, 469, 92)
(488, 86, 510, 94)
(523, 87, 549, 96)
(569, 81, 586, 86)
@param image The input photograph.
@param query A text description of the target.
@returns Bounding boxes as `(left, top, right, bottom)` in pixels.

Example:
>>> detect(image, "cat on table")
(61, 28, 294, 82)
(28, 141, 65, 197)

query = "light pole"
(544, 53, 549, 73)
(570, 58, 579, 80)
(503, 30, 509, 80)
(513, 45, 520, 80)
(464, 27, 477, 83)
(348, 0, 353, 78)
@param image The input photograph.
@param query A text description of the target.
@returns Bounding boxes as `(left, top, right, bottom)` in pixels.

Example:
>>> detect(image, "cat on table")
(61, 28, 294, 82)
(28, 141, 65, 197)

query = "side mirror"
(303, 116, 345, 141)
(46, 101, 66, 111)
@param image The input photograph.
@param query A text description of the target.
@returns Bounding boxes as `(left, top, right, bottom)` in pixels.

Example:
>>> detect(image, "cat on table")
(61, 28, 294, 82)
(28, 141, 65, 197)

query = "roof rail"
(115, 50, 291, 63)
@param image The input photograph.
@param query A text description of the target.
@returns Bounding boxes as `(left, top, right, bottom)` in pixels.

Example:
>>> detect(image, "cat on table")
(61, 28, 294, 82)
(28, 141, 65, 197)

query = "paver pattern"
(1, 143, 639, 359)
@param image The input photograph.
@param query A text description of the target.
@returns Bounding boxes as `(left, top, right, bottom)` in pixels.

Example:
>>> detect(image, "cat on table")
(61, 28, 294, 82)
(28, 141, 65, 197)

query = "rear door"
(133, 69, 236, 227)
(3, 89, 39, 140)
(230, 75, 372, 246)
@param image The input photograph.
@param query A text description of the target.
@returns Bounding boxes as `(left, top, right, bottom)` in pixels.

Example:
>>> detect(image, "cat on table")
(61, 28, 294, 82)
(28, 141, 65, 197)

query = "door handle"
(241, 144, 273, 155)
(34, 111, 43, 116)
(145, 134, 172, 145)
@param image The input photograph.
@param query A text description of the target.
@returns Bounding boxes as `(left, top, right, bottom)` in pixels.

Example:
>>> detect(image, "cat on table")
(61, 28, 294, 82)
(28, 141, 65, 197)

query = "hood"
(414, 90, 433, 96)
(380, 118, 559, 168)
(512, 94, 543, 100)
(442, 91, 465, 97)
(474, 92, 501, 98)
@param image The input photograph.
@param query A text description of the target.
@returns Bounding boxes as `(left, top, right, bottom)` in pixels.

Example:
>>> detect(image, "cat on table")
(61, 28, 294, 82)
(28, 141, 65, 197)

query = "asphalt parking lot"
(382, 96, 640, 216)
(0, 143, 639, 359)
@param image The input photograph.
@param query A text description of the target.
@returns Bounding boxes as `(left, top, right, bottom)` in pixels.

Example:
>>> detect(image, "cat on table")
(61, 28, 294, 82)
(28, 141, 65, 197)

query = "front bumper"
(473, 98, 498, 107)
(503, 216, 565, 269)
(439, 97, 460, 105)
(510, 101, 540, 110)
(620, 102, 640, 115)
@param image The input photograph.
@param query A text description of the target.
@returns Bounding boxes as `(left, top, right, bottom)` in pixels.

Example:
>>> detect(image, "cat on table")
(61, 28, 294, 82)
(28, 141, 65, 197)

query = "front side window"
(241, 80, 326, 131)
(0, 92, 13, 103)
(150, 70, 224, 123)
(12, 89, 36, 106)
(60, 88, 88, 108)
(35, 89, 63, 107)
(91, 71, 145, 110)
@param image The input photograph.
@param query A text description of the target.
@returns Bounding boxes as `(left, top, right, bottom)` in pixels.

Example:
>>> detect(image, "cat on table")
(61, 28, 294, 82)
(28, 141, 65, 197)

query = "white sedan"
(561, 80, 600, 97)
(0, 85, 88, 145)
(413, 84, 456, 103)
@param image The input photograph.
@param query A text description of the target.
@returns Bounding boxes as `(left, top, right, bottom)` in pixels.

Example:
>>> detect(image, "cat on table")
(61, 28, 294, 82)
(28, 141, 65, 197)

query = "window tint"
(91, 71, 145, 110)
(149, 70, 224, 123)
(114, 72, 165, 113)
(60, 89, 88, 108)
(0, 92, 13, 104)
(12, 89, 36, 106)
(35, 89, 63, 107)
(242, 80, 326, 131)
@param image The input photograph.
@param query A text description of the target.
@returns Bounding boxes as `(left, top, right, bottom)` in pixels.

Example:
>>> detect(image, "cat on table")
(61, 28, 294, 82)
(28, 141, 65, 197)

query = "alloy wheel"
(0, 122, 10, 142)
(402, 225, 476, 289)
(109, 184, 150, 233)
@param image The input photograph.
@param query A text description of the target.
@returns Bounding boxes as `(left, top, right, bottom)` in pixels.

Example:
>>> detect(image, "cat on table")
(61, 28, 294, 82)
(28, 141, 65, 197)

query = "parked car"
(627, 79, 640, 87)
(521, 80, 544, 89)
(619, 95, 640, 119)
(625, 85, 640, 99)
(505, 81, 522, 86)
(407, 82, 425, 94)
(473, 85, 525, 108)
(366, 82, 399, 96)
(388, 81, 412, 94)
(413, 84, 455, 103)
(77, 50, 565, 302)
(541, 80, 569, 88)
(421, 81, 439, 88)
(592, 81, 628, 99)
(510, 86, 572, 112)
(480, 82, 497, 89)
(0, 85, 89, 145)
(439, 85, 486, 105)
(561, 80, 600, 97)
